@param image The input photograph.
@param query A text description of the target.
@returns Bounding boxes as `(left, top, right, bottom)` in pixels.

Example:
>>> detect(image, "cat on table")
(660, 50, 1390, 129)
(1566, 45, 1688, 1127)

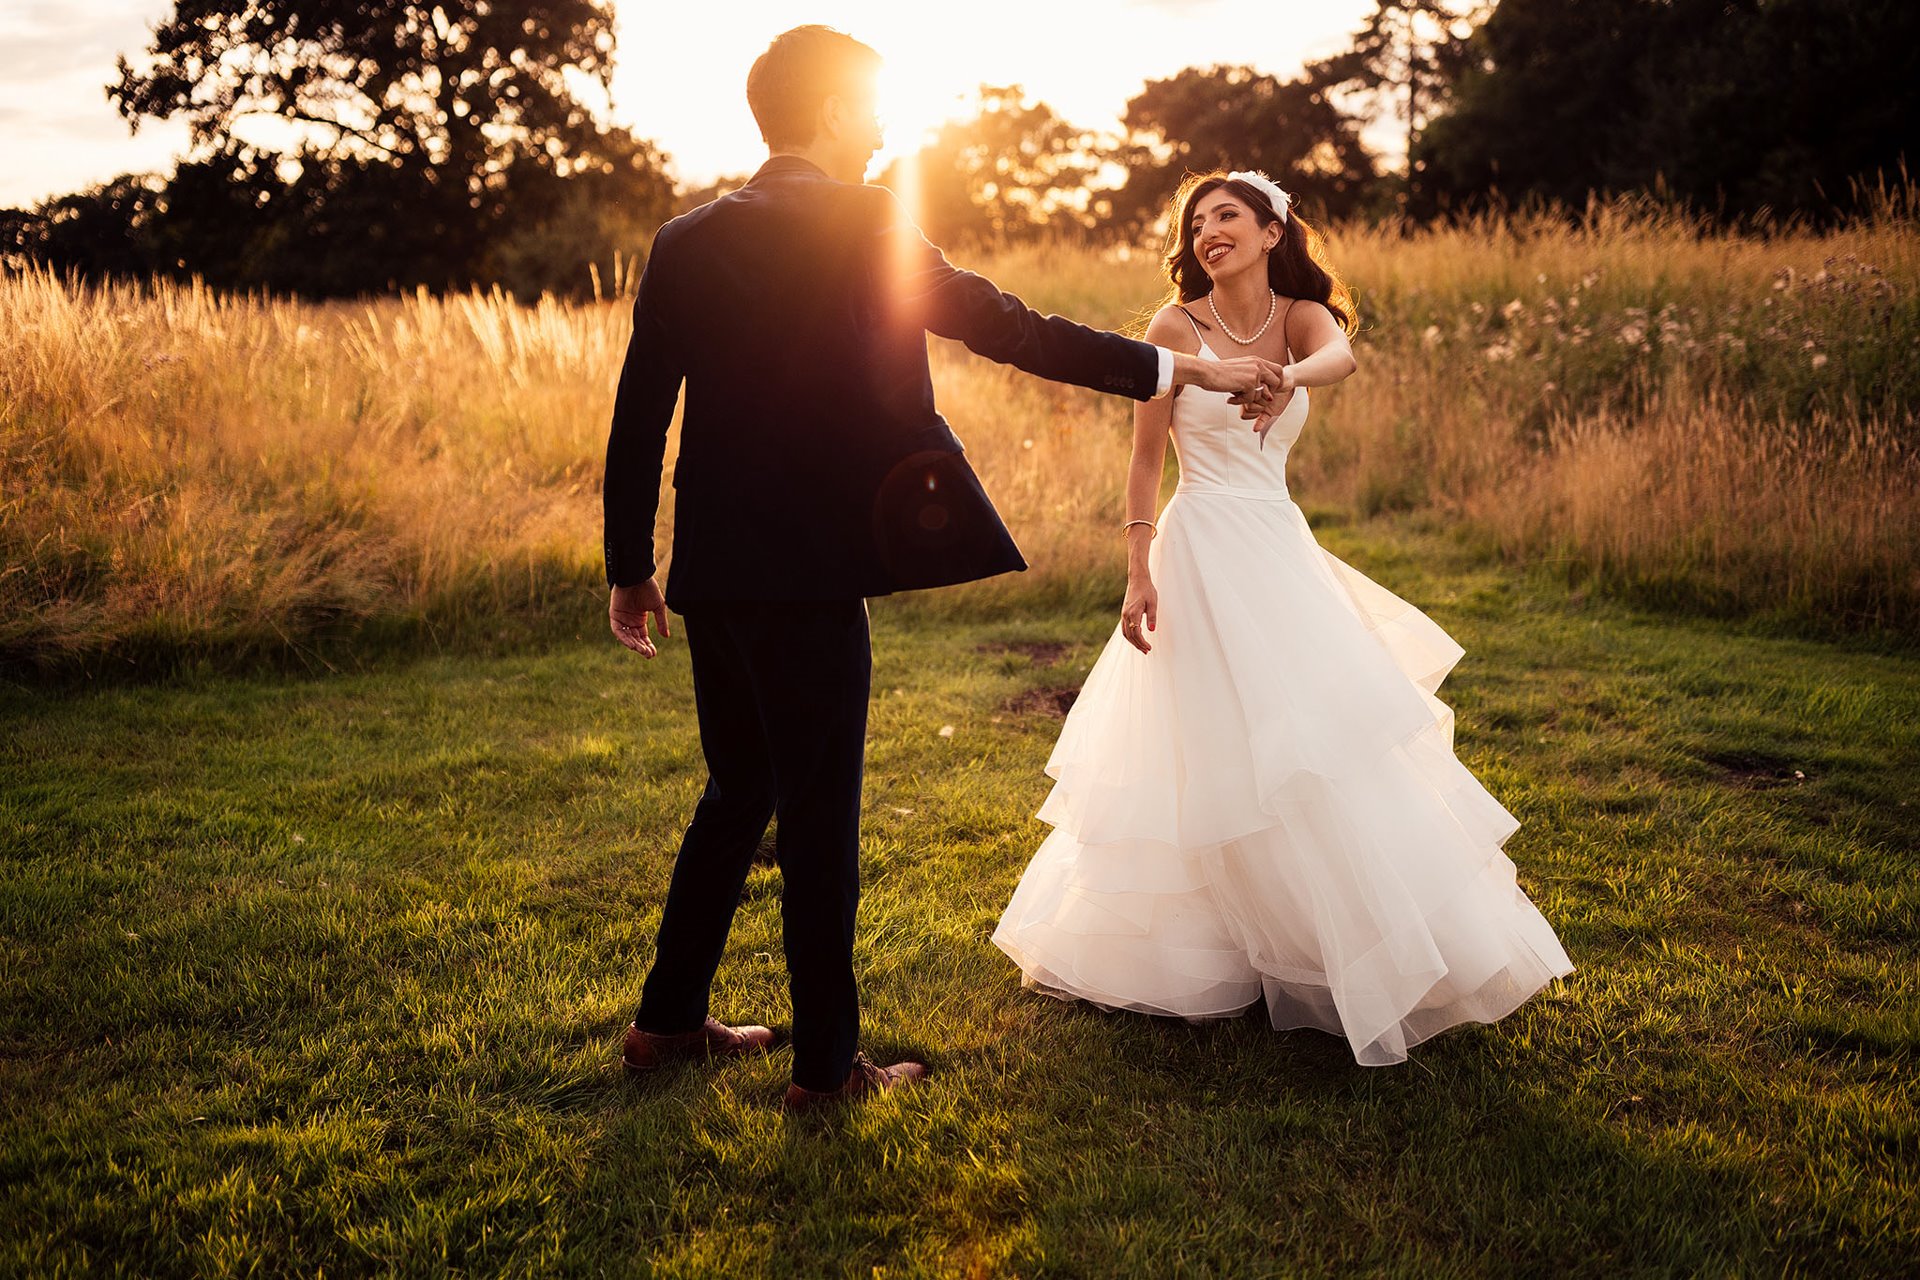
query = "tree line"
(4, 0, 1912, 299)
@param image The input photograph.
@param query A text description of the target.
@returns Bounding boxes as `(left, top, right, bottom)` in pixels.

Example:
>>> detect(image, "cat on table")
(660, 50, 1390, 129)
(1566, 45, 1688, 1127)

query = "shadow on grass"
(579, 991, 1795, 1275)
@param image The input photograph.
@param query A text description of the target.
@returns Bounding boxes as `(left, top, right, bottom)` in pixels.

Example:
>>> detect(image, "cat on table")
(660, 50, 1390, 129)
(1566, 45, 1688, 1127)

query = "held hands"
(610, 578, 671, 658)
(1229, 362, 1298, 446)
(1121, 576, 1158, 654)
(1176, 353, 1295, 445)
(1187, 354, 1286, 398)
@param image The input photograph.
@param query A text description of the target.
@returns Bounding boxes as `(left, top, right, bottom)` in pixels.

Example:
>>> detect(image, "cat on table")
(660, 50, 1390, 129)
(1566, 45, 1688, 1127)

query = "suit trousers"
(634, 599, 871, 1091)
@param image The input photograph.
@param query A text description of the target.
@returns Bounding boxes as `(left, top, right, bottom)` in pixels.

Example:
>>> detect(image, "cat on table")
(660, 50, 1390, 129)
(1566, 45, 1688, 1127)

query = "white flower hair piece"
(1228, 169, 1291, 225)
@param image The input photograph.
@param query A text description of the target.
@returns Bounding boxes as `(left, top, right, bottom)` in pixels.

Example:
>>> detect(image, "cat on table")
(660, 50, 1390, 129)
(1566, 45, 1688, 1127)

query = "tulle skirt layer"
(991, 492, 1574, 1066)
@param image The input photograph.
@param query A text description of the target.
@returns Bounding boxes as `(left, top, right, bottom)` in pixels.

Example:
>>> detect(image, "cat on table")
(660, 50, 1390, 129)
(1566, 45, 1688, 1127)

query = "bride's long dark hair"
(1160, 172, 1358, 337)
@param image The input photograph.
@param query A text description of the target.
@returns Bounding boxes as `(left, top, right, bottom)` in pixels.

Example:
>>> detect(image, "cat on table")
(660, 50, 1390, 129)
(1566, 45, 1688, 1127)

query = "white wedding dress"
(991, 332, 1575, 1066)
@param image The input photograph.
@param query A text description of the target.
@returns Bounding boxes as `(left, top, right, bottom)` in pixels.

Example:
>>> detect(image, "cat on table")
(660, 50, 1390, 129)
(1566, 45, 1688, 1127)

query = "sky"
(0, 0, 1384, 210)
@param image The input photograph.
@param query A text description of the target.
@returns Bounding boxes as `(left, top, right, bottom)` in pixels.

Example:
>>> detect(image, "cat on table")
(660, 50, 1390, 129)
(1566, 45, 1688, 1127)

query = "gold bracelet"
(1122, 519, 1157, 539)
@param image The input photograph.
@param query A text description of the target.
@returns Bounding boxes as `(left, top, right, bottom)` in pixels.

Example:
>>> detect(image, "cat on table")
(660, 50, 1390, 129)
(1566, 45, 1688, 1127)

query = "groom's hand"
(610, 578, 671, 659)
(1174, 352, 1287, 397)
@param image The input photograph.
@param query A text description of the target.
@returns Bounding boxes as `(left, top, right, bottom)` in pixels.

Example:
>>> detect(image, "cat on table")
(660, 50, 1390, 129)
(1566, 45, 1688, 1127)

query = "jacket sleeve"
(602, 234, 686, 589)
(870, 188, 1161, 400)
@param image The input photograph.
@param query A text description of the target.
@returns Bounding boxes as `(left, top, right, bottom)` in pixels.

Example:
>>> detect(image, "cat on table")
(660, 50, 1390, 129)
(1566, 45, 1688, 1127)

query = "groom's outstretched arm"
(602, 233, 686, 590)
(870, 189, 1164, 400)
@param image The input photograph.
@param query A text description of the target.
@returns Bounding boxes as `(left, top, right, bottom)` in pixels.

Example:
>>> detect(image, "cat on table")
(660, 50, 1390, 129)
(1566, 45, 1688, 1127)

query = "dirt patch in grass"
(1004, 686, 1080, 717)
(1698, 747, 1811, 789)
(977, 640, 1072, 665)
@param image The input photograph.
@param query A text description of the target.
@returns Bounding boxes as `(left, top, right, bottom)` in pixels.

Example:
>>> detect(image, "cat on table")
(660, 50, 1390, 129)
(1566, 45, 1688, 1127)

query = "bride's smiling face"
(1189, 190, 1280, 284)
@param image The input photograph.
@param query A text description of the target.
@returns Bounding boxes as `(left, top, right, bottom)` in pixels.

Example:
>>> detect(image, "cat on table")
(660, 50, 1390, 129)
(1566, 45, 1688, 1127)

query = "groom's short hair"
(747, 25, 881, 150)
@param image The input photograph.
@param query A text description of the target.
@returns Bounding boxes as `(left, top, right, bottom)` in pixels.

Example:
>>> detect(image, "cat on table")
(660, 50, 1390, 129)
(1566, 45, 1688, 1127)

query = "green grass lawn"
(3, 515, 1917, 1278)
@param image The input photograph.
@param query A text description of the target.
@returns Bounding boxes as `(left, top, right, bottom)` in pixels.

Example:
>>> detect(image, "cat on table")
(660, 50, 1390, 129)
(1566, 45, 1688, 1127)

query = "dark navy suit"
(603, 155, 1161, 1089)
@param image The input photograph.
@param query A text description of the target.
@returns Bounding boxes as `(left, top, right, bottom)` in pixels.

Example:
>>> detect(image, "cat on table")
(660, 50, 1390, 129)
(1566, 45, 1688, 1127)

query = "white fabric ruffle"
(992, 489, 1574, 1066)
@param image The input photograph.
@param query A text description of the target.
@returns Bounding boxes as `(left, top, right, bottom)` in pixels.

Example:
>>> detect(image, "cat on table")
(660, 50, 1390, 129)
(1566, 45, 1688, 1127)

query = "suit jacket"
(602, 155, 1162, 607)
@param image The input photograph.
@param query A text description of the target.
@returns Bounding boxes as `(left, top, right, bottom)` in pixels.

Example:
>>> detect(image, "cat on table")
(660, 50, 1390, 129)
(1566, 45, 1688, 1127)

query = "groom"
(603, 24, 1283, 1109)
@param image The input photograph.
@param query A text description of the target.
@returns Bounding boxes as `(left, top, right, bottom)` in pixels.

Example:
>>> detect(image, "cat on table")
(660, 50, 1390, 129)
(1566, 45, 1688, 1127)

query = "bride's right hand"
(1121, 578, 1158, 654)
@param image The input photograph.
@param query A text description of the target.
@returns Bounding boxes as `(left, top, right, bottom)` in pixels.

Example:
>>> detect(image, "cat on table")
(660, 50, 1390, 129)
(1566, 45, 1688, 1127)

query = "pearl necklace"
(1209, 288, 1277, 345)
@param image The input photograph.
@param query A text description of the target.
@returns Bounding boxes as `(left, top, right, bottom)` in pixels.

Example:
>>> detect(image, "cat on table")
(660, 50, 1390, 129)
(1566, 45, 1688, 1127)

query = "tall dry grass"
(3, 273, 620, 670)
(972, 196, 1920, 630)
(3, 194, 1915, 672)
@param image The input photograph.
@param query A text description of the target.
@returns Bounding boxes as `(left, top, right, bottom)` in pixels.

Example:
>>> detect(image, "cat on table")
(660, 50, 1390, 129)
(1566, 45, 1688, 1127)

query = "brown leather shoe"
(782, 1052, 927, 1112)
(620, 1017, 775, 1074)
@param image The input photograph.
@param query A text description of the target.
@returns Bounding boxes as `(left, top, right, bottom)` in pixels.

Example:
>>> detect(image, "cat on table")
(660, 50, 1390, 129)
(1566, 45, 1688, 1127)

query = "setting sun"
(606, 0, 1377, 186)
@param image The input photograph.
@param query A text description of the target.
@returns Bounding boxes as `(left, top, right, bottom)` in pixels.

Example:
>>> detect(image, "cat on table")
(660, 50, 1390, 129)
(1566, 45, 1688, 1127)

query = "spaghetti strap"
(1279, 297, 1297, 362)
(1176, 305, 1206, 343)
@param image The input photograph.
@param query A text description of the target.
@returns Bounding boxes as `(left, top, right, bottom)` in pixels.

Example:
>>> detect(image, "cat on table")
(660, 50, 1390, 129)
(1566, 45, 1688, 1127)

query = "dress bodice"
(1169, 340, 1308, 498)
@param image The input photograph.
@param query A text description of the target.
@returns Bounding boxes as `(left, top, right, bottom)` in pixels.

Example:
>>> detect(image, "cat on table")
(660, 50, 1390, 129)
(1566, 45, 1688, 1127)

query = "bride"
(991, 170, 1575, 1065)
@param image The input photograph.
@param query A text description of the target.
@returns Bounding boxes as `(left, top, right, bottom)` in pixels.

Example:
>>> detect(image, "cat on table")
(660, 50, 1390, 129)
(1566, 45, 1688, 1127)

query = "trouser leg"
(633, 609, 776, 1033)
(732, 601, 872, 1092)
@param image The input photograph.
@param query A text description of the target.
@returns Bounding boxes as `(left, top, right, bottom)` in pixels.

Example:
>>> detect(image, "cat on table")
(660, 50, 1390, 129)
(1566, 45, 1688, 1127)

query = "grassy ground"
(3, 514, 1917, 1278)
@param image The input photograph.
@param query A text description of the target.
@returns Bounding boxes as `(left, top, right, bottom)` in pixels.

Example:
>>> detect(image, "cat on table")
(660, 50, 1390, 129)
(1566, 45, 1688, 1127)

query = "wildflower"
(938, 724, 955, 738)
(1618, 323, 1647, 346)
(1811, 353, 1829, 370)
(1483, 342, 1516, 362)
(1502, 299, 1524, 320)
(1422, 325, 1442, 348)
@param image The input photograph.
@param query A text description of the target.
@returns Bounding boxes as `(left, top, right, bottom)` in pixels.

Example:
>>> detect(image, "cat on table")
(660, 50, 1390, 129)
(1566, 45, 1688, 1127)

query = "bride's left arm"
(1283, 301, 1358, 389)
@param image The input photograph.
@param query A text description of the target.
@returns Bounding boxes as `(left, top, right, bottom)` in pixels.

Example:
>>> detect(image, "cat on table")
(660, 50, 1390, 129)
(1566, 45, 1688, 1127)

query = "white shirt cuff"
(1152, 345, 1175, 398)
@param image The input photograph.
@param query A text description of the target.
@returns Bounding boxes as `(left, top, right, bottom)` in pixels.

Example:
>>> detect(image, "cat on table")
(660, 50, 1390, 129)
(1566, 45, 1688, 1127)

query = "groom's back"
(641, 159, 964, 600)
(604, 154, 1153, 604)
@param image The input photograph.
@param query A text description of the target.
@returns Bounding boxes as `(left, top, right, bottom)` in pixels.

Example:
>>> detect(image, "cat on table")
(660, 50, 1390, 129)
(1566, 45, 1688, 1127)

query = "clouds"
(0, 1, 187, 207)
(1124, 0, 1227, 12)
(0, 0, 163, 79)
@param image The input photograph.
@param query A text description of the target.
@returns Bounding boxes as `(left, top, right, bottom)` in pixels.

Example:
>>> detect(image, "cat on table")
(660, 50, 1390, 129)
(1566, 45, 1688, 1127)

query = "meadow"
(3, 200, 1919, 1276)
(2, 194, 1916, 676)
(4, 522, 1916, 1277)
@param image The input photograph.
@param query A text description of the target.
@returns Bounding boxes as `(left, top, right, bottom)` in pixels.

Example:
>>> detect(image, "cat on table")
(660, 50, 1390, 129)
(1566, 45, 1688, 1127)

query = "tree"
(102, 1, 673, 294)
(1416, 0, 1920, 222)
(877, 86, 1100, 246)
(1100, 66, 1379, 240)
(1306, 2, 1486, 207)
(2, 174, 170, 281)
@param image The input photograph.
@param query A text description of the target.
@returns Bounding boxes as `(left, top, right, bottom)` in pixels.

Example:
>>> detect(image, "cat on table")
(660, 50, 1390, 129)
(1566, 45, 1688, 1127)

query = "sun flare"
(874, 58, 971, 171)
(605, 1, 1380, 190)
